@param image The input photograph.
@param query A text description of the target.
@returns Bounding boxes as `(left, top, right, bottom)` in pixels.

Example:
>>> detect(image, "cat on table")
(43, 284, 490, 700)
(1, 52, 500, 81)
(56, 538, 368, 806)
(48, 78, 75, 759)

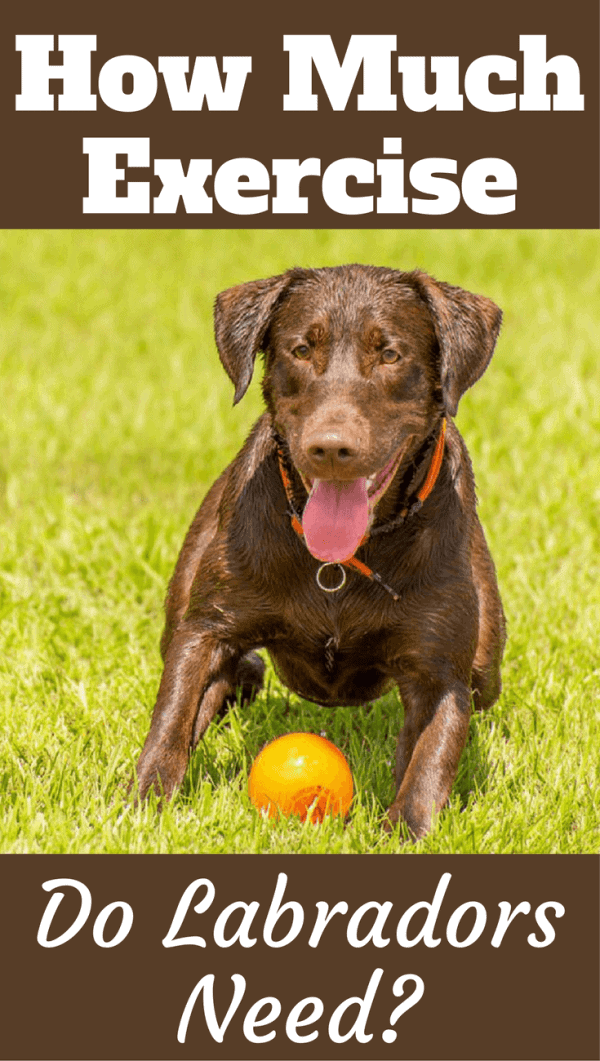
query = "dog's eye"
(292, 345, 311, 360)
(381, 348, 401, 364)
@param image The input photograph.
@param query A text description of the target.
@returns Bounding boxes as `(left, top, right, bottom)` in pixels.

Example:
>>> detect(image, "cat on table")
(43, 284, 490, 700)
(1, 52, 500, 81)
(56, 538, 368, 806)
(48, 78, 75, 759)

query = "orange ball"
(248, 733, 353, 823)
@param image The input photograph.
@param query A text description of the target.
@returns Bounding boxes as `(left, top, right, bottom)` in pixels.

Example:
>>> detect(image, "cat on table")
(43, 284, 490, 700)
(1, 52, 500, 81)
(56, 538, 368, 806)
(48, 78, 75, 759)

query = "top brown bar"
(1, 0, 598, 227)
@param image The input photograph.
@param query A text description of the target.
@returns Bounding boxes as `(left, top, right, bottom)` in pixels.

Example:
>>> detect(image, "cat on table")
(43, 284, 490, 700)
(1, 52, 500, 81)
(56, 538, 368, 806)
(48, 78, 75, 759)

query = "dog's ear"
(411, 271, 502, 417)
(214, 270, 301, 404)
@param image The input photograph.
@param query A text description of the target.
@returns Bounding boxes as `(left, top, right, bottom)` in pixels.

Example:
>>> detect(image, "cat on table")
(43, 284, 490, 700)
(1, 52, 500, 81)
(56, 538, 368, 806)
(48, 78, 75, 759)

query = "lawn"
(0, 228, 598, 853)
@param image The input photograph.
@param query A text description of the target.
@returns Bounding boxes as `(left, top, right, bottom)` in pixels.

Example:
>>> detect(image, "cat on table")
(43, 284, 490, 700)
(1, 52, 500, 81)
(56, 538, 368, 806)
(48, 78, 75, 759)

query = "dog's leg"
(192, 674, 237, 745)
(470, 520, 506, 711)
(136, 626, 237, 801)
(188, 654, 266, 739)
(218, 651, 266, 718)
(191, 652, 264, 742)
(389, 674, 471, 838)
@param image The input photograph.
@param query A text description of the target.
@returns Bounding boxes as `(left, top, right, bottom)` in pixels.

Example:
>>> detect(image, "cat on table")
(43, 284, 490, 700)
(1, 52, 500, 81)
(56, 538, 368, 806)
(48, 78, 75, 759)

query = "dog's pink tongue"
(302, 479, 369, 562)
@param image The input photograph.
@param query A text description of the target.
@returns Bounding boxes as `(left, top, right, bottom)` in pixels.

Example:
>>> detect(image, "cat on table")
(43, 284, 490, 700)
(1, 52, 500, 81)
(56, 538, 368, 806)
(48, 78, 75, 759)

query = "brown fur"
(135, 265, 506, 838)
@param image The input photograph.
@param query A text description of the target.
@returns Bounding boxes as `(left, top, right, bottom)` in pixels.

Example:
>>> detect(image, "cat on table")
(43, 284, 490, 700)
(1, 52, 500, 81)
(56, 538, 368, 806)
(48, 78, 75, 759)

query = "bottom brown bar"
(1, 854, 598, 1061)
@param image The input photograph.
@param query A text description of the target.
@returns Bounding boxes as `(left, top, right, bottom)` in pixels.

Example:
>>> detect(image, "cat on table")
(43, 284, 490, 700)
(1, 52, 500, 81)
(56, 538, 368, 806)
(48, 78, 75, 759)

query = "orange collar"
(275, 419, 447, 600)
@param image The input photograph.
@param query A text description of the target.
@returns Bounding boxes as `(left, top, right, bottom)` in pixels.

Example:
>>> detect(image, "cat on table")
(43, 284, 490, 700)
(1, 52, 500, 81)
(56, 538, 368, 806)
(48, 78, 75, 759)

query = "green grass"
(0, 229, 598, 853)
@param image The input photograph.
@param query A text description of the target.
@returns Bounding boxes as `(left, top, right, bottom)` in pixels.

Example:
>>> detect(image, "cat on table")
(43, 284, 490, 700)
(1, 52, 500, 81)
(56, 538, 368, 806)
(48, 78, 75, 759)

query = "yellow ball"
(248, 732, 353, 822)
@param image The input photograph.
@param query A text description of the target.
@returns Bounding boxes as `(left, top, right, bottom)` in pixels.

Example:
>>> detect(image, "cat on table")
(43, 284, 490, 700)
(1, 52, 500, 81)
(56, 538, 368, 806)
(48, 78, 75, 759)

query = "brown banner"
(1, 853, 598, 1060)
(0, 0, 598, 227)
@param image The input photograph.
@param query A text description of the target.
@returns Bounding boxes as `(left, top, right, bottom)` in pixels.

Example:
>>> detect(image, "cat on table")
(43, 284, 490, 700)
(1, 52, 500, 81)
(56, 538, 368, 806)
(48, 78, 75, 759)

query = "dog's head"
(214, 264, 501, 561)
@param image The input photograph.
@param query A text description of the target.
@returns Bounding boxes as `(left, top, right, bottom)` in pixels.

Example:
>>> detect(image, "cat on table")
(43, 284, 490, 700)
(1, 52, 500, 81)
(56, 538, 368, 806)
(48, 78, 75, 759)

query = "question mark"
(382, 974, 425, 1043)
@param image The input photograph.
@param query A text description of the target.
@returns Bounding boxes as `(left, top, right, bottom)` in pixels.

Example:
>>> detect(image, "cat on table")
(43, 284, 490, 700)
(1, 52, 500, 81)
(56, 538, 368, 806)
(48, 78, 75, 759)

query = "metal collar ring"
(316, 563, 347, 593)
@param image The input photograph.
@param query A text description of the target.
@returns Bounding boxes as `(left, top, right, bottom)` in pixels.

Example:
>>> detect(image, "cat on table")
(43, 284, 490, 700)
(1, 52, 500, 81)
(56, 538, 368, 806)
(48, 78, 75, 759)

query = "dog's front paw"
(384, 799, 431, 841)
(134, 747, 188, 806)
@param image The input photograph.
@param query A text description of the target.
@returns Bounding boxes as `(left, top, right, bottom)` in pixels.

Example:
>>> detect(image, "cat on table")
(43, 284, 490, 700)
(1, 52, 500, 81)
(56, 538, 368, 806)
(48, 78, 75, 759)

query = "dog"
(135, 264, 506, 838)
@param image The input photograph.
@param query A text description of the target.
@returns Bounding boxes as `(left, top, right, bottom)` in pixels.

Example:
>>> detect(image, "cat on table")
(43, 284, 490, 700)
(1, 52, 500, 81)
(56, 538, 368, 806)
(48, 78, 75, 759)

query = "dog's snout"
(302, 426, 365, 477)
(307, 431, 357, 464)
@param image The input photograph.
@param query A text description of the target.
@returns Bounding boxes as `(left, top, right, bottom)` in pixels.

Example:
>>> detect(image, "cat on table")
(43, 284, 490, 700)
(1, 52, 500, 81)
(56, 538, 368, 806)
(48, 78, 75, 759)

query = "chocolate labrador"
(135, 264, 505, 838)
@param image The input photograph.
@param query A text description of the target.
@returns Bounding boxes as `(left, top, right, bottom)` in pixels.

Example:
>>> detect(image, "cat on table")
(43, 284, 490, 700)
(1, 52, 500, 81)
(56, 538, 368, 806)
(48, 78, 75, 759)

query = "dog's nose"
(305, 430, 358, 471)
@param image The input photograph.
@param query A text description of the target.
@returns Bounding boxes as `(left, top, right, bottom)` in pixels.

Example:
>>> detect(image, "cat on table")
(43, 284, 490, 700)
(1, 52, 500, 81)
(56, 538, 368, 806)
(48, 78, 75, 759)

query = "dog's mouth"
(299, 444, 408, 564)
